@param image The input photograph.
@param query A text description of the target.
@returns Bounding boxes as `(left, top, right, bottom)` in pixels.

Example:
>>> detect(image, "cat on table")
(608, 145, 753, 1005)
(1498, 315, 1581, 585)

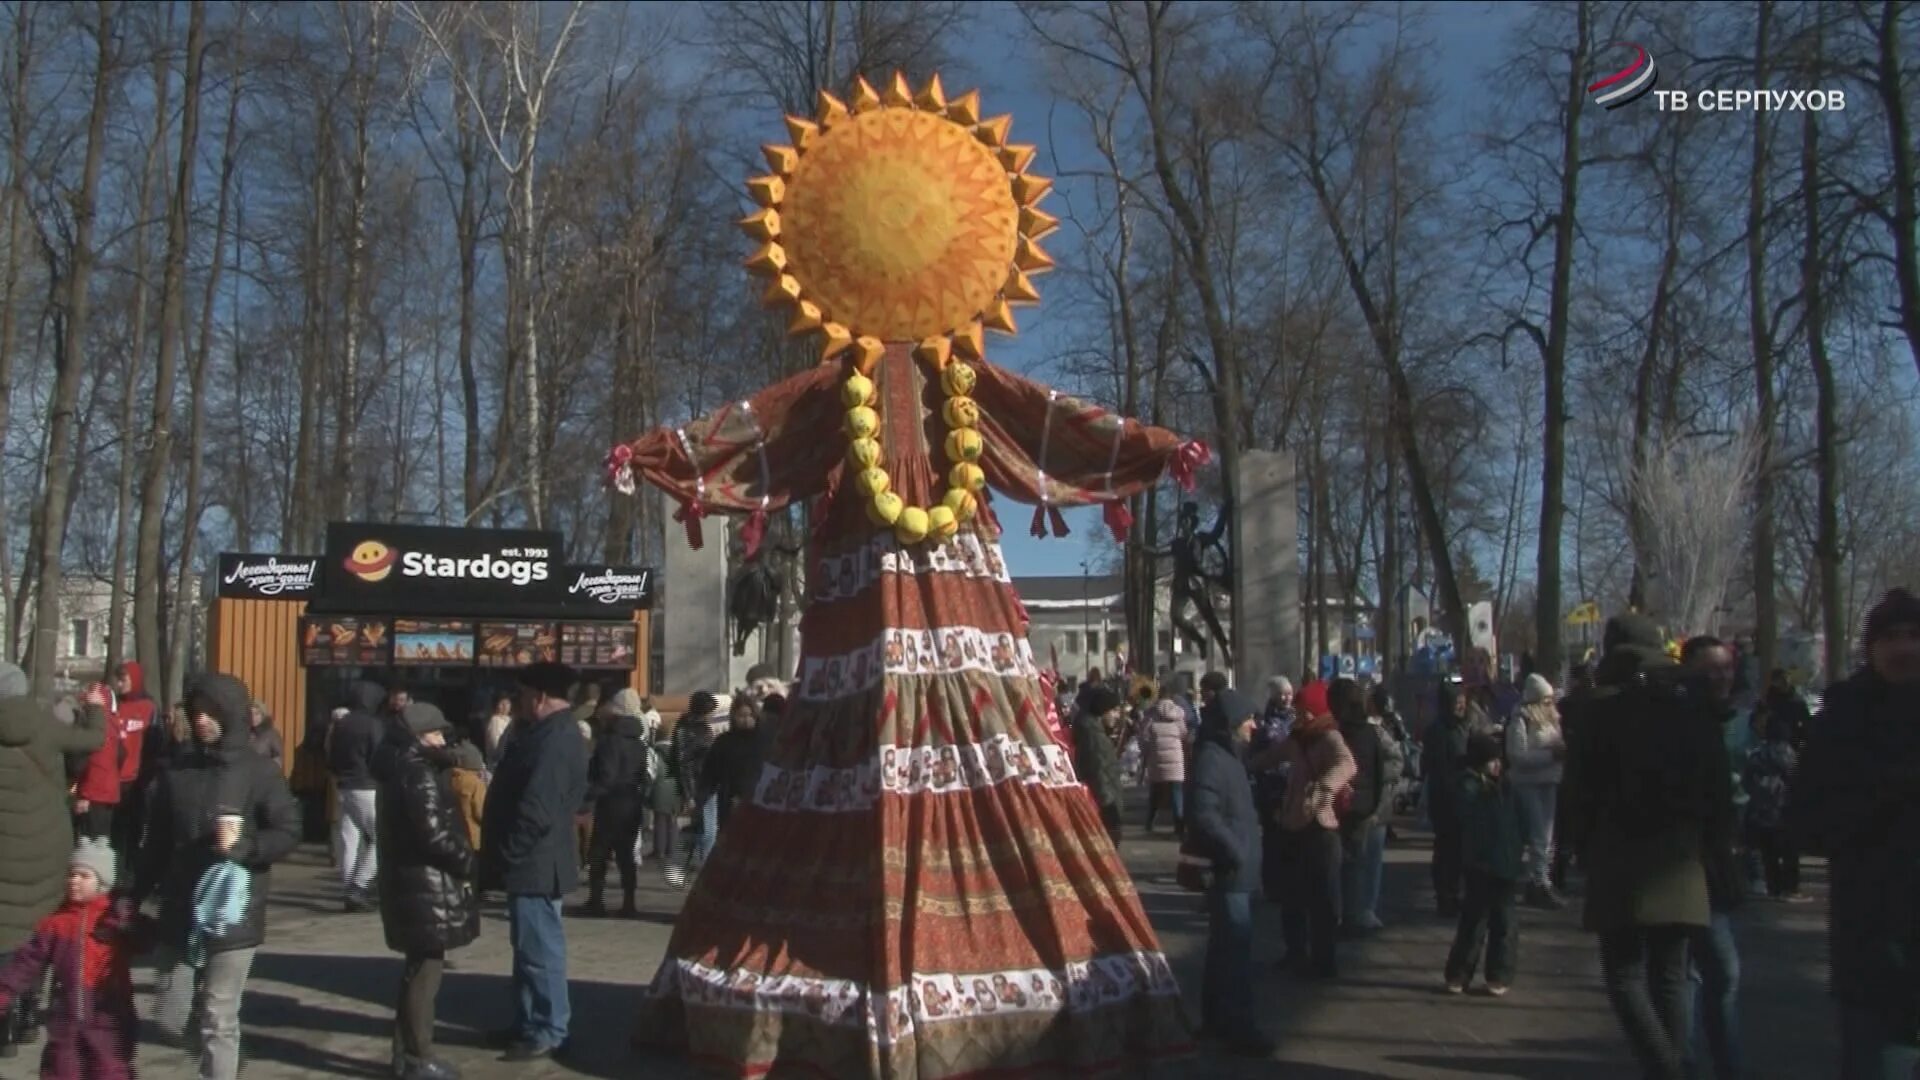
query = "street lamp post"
(1080, 558, 1092, 674)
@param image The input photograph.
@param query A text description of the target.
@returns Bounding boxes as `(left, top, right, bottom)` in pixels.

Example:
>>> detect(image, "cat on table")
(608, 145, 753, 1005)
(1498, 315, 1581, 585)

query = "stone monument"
(1232, 448, 1302, 689)
(662, 499, 731, 695)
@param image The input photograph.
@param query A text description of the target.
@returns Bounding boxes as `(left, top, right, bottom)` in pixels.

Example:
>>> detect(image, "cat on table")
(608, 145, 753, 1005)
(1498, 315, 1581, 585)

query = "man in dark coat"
(1426, 678, 1490, 917)
(133, 673, 301, 1080)
(1187, 686, 1273, 1058)
(328, 681, 389, 911)
(1791, 588, 1920, 1079)
(702, 698, 764, 833)
(0, 662, 104, 1054)
(1561, 614, 1730, 1080)
(375, 702, 479, 1080)
(481, 662, 589, 1063)
(1073, 684, 1125, 838)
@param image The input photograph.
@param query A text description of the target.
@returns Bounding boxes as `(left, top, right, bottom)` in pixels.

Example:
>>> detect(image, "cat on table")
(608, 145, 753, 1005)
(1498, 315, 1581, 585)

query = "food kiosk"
(208, 522, 654, 781)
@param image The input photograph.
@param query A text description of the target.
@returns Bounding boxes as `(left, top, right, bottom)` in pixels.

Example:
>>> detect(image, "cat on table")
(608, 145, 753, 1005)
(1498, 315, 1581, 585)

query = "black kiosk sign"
(562, 566, 654, 609)
(217, 554, 321, 599)
(324, 523, 566, 611)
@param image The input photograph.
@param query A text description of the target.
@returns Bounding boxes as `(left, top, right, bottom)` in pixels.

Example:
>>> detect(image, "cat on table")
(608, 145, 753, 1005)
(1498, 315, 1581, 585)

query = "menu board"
(559, 623, 638, 670)
(476, 622, 557, 668)
(300, 616, 391, 667)
(392, 618, 475, 666)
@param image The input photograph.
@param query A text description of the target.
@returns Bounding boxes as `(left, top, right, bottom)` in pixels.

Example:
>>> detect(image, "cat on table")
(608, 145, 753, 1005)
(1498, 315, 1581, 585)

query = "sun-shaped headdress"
(739, 72, 1058, 547)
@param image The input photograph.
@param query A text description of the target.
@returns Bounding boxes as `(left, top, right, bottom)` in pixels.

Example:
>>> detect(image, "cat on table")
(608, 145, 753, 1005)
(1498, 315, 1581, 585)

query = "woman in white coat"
(1506, 673, 1567, 909)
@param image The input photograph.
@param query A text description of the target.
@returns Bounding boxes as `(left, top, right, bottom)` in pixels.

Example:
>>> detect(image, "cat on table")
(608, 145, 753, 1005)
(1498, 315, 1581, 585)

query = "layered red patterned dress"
(616, 345, 1198, 1078)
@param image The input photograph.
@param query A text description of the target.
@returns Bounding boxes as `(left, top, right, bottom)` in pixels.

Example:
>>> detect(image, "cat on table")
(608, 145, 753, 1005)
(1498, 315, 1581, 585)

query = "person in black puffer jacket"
(375, 703, 478, 1080)
(132, 673, 300, 1080)
(703, 697, 764, 832)
(574, 701, 650, 919)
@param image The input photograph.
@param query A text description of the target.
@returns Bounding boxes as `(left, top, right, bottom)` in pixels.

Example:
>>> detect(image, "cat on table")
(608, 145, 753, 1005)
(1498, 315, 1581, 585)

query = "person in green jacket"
(1074, 685, 1125, 840)
(1444, 732, 1525, 997)
(0, 661, 106, 1055)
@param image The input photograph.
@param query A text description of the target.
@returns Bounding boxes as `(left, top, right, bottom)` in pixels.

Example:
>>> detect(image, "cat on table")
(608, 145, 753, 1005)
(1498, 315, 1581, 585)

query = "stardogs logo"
(342, 540, 397, 582)
(1588, 42, 1657, 110)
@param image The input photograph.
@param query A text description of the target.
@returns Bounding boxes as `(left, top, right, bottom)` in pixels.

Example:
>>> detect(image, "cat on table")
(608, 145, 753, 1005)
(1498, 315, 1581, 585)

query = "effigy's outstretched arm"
(968, 360, 1209, 541)
(605, 362, 844, 553)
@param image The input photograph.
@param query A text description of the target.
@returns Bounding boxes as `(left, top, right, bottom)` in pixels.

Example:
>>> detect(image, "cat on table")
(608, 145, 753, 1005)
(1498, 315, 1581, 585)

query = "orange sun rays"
(739, 73, 1055, 370)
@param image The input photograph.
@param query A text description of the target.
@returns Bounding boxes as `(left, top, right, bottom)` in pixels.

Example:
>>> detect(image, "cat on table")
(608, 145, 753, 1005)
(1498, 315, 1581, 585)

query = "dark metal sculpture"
(1148, 500, 1234, 667)
(729, 540, 801, 657)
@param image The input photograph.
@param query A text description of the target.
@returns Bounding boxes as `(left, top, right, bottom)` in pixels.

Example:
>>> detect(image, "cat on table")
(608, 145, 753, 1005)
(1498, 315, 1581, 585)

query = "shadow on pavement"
(247, 953, 642, 1080)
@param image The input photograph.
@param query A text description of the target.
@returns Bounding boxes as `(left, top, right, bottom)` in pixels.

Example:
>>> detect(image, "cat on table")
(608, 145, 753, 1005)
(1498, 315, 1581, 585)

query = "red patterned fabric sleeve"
(609, 363, 846, 550)
(970, 361, 1195, 512)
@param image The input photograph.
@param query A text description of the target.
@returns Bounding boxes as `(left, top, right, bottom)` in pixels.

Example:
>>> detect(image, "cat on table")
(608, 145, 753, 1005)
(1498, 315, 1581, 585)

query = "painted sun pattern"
(741, 72, 1058, 369)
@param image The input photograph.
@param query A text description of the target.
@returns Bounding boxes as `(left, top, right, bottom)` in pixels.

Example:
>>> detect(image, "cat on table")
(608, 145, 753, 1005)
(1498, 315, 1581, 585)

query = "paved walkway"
(1, 796, 1836, 1079)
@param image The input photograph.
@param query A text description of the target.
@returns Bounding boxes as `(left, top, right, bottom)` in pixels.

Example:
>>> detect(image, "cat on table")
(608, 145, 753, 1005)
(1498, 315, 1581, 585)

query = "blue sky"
(953, 1, 1517, 578)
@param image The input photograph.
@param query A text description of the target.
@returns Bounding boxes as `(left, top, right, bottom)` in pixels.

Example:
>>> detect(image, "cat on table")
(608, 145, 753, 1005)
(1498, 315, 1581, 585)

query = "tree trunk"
(29, 0, 115, 697)
(0, 3, 34, 661)
(519, 159, 545, 526)
(330, 7, 381, 525)
(1800, 70, 1844, 684)
(106, 20, 171, 674)
(1872, 0, 1920, 377)
(133, 0, 206, 690)
(1627, 139, 1683, 613)
(288, 121, 331, 551)
(168, 25, 241, 698)
(1531, 0, 1588, 683)
(1379, 432, 1399, 672)
(455, 86, 483, 519)
(1747, 1, 1778, 674)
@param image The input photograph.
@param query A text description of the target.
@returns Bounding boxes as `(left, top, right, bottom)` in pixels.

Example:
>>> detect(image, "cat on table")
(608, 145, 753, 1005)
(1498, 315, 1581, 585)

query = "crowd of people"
(0, 586, 1914, 1077)
(1052, 587, 1919, 1078)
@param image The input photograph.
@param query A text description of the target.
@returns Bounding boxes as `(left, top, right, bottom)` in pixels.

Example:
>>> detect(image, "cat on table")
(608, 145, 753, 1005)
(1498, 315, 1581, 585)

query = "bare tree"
(133, 0, 206, 687)
(28, 0, 116, 695)
(0, 1, 36, 659)
(404, 0, 588, 527)
(1630, 427, 1761, 636)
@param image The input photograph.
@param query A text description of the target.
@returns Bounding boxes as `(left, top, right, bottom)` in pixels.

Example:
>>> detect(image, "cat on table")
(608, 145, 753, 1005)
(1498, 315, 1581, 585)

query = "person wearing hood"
(0, 662, 105, 1056)
(574, 690, 652, 919)
(1257, 680, 1357, 978)
(1427, 678, 1492, 917)
(107, 662, 158, 860)
(70, 681, 124, 842)
(1141, 697, 1190, 836)
(1790, 588, 1920, 1078)
(1185, 686, 1274, 1058)
(1560, 614, 1730, 1080)
(447, 740, 488, 853)
(328, 681, 390, 912)
(375, 703, 480, 1080)
(1505, 673, 1567, 910)
(1074, 685, 1126, 839)
(132, 673, 300, 1080)
(666, 691, 722, 890)
(480, 662, 588, 1063)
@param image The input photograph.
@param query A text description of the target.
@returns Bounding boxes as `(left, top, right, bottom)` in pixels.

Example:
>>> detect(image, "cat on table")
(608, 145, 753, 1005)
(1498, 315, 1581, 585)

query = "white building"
(1016, 574, 1224, 678)
(0, 574, 204, 689)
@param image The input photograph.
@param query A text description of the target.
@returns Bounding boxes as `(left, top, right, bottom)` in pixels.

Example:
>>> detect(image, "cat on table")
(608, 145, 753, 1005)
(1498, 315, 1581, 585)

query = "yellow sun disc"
(782, 108, 1021, 342)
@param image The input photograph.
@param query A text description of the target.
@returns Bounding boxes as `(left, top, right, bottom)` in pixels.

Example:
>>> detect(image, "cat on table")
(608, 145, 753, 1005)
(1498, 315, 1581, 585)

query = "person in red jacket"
(0, 839, 140, 1080)
(106, 663, 155, 855)
(71, 684, 120, 840)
